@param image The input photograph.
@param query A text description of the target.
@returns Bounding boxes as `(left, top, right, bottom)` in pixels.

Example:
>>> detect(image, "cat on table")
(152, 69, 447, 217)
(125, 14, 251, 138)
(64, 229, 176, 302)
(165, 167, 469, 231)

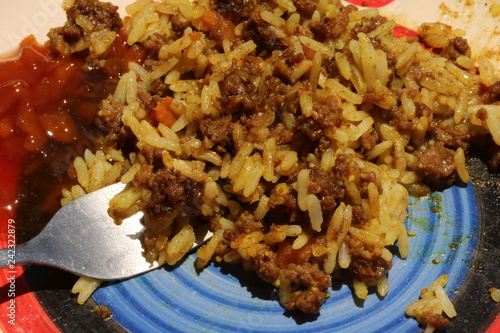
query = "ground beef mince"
(214, 0, 247, 20)
(273, 50, 307, 84)
(142, 168, 204, 218)
(248, 236, 332, 315)
(385, 106, 417, 132)
(198, 114, 233, 152)
(433, 125, 471, 151)
(350, 15, 388, 39)
(481, 81, 500, 105)
(170, 14, 192, 35)
(293, 0, 317, 18)
(349, 256, 392, 283)
(250, 245, 281, 283)
(295, 114, 324, 144)
(352, 205, 369, 227)
(360, 128, 380, 151)
(224, 71, 256, 96)
(47, 0, 123, 57)
(310, 6, 353, 40)
(234, 211, 264, 233)
(95, 95, 131, 142)
(308, 166, 345, 211)
(142, 33, 170, 59)
(293, 94, 343, 153)
(313, 95, 344, 128)
(438, 37, 471, 61)
(282, 262, 332, 314)
(412, 144, 457, 187)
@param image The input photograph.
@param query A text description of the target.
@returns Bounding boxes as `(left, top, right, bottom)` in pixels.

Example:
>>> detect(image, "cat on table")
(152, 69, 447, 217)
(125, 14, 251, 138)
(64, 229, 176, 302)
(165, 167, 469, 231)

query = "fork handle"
(0, 244, 27, 270)
(0, 241, 54, 270)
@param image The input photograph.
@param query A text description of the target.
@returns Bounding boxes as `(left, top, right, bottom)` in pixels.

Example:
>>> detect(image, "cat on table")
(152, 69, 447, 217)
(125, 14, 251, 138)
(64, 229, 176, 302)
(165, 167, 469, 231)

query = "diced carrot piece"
(199, 10, 237, 42)
(154, 96, 177, 127)
(303, 46, 316, 60)
(199, 10, 217, 30)
(189, 32, 201, 41)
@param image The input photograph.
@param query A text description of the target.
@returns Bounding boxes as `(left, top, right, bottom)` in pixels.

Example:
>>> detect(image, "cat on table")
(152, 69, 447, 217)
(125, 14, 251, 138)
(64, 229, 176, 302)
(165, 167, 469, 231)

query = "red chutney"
(0, 36, 85, 158)
(0, 32, 140, 241)
(0, 32, 141, 165)
(0, 36, 87, 222)
(0, 34, 128, 232)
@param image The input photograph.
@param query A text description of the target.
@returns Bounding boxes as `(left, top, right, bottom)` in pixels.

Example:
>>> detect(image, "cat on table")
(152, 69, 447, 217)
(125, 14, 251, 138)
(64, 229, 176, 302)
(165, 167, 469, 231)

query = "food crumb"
(91, 304, 113, 320)
(490, 4, 500, 17)
(431, 206, 441, 213)
(407, 231, 417, 237)
(489, 288, 500, 302)
(432, 257, 441, 264)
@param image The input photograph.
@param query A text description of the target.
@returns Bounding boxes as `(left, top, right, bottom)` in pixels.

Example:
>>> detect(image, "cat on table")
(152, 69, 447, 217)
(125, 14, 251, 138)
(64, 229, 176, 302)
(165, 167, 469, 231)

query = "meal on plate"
(2, 0, 500, 330)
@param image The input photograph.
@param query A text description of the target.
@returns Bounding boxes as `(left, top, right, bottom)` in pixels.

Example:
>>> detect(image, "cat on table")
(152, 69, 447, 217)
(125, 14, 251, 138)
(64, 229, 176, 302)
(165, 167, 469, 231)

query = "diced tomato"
(124, 44, 146, 71)
(0, 36, 87, 161)
(107, 31, 129, 58)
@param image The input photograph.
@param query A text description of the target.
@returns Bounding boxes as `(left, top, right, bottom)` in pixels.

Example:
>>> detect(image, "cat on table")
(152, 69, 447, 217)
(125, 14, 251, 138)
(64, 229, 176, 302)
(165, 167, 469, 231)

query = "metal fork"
(0, 183, 211, 280)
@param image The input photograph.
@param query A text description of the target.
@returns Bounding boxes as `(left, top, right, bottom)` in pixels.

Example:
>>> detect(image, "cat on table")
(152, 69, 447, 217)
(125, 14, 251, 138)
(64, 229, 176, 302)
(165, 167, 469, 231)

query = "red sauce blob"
(0, 32, 139, 242)
(0, 36, 86, 223)
(0, 36, 87, 156)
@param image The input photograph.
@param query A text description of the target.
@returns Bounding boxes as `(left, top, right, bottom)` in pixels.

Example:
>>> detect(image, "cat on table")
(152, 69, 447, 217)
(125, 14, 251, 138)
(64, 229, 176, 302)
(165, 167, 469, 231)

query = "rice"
(71, 276, 102, 305)
(406, 274, 457, 331)
(49, 0, 500, 321)
(490, 288, 500, 303)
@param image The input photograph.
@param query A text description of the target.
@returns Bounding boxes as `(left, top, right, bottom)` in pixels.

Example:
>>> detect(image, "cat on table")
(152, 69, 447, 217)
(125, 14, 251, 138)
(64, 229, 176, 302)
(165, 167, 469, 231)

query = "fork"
(0, 183, 211, 280)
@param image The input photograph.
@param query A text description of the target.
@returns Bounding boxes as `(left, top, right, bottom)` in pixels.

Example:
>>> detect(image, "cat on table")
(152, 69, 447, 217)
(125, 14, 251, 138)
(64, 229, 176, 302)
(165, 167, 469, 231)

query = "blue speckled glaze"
(92, 183, 478, 333)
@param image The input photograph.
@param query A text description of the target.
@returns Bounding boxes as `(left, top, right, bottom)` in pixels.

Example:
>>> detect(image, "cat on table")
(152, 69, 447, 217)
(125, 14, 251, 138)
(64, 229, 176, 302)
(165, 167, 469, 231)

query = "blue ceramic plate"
(21, 158, 500, 332)
(90, 184, 478, 333)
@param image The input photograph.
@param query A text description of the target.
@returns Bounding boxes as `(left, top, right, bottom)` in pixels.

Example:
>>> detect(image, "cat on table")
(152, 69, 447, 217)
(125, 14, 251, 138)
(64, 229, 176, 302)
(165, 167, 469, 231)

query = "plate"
(0, 0, 499, 332)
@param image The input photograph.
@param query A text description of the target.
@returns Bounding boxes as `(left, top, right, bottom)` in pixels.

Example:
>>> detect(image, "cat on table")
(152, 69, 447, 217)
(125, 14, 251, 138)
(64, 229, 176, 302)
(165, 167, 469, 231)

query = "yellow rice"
(53, 0, 500, 321)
